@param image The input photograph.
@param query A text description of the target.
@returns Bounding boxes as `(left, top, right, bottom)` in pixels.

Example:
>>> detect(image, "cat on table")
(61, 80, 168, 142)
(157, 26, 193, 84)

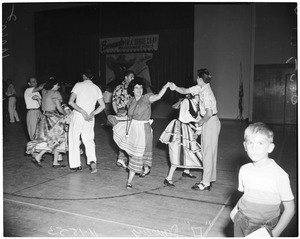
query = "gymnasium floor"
(3, 116, 298, 237)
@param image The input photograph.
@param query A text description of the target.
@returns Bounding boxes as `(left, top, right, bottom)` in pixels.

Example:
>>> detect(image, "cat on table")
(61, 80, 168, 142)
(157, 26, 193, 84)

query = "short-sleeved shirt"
(71, 80, 103, 114)
(189, 84, 218, 116)
(112, 81, 131, 110)
(6, 83, 16, 97)
(128, 93, 154, 121)
(237, 159, 294, 222)
(41, 90, 63, 112)
(24, 87, 41, 109)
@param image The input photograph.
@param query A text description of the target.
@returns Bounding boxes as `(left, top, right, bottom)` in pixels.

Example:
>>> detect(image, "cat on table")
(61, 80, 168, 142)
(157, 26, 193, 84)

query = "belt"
(27, 108, 40, 111)
(200, 113, 217, 118)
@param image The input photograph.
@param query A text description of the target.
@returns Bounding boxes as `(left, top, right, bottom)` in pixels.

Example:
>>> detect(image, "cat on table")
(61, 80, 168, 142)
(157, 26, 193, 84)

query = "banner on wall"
(105, 52, 153, 85)
(100, 35, 159, 53)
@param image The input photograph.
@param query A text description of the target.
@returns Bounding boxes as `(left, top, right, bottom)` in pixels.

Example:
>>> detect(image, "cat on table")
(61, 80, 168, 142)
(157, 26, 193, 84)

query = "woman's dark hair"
(124, 70, 135, 78)
(197, 68, 212, 83)
(127, 77, 147, 96)
(44, 77, 60, 90)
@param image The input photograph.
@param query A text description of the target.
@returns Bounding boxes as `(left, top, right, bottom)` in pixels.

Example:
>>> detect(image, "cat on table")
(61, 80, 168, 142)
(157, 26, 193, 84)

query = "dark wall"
(34, 3, 194, 99)
(35, 5, 101, 84)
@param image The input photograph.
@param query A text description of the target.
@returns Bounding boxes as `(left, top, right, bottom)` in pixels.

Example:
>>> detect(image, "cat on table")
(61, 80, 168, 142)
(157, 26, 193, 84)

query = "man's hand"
(81, 111, 90, 121)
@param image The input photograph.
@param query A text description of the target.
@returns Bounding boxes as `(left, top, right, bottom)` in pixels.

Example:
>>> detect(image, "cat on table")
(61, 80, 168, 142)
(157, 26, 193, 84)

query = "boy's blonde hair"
(244, 122, 274, 143)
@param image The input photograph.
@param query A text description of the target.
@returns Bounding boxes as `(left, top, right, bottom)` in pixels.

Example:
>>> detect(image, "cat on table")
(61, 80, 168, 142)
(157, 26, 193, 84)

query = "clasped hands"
(81, 111, 95, 122)
(162, 82, 177, 91)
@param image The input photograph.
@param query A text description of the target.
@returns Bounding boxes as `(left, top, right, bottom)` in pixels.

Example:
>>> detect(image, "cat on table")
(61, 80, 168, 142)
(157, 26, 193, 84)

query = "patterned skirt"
(159, 119, 203, 168)
(113, 119, 152, 174)
(26, 111, 70, 155)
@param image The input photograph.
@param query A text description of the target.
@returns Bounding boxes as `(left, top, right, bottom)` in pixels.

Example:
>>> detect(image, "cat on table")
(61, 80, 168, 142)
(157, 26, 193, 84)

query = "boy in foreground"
(230, 122, 295, 237)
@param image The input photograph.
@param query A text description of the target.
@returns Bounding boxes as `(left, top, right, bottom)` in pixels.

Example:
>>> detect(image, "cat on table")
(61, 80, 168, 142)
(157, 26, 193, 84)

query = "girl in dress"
(159, 94, 203, 186)
(26, 77, 71, 168)
(112, 77, 170, 189)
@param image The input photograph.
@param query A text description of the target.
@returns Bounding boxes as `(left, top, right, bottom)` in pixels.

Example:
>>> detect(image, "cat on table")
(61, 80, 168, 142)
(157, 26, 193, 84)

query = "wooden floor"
(2, 115, 298, 237)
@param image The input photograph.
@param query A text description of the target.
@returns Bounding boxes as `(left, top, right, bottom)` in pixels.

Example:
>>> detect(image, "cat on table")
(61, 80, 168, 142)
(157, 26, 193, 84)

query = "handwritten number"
(48, 226, 58, 236)
(7, 4, 17, 22)
(69, 228, 78, 236)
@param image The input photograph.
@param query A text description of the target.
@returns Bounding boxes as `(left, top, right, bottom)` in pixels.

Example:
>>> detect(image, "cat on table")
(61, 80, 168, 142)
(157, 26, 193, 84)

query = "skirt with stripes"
(113, 119, 153, 174)
(159, 119, 203, 168)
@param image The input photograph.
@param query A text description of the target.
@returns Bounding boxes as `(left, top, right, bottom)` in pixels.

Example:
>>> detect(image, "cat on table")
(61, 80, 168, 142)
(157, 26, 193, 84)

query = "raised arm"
(149, 82, 170, 103)
(32, 83, 45, 93)
(169, 82, 191, 95)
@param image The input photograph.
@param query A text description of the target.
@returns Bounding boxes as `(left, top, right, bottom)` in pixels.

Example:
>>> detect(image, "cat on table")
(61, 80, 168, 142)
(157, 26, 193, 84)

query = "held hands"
(169, 82, 177, 91)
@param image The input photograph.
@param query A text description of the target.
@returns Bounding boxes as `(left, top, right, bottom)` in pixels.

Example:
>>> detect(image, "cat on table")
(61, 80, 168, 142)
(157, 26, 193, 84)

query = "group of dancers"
(24, 68, 220, 190)
(22, 68, 295, 237)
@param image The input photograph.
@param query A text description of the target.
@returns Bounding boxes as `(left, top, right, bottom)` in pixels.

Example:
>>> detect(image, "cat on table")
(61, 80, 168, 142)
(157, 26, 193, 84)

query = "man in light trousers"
(68, 70, 105, 173)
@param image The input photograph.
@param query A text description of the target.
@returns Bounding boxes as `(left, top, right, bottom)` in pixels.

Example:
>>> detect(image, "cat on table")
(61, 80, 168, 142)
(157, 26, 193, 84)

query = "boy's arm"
(230, 204, 239, 222)
(272, 200, 295, 237)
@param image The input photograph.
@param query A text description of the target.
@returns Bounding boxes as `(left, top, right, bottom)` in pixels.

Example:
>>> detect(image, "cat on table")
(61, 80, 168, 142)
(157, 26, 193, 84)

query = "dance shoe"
(164, 179, 175, 187)
(126, 183, 133, 189)
(71, 166, 83, 172)
(191, 182, 211, 191)
(52, 164, 67, 168)
(139, 171, 150, 178)
(90, 161, 97, 174)
(182, 172, 197, 178)
(116, 159, 127, 169)
(31, 157, 42, 167)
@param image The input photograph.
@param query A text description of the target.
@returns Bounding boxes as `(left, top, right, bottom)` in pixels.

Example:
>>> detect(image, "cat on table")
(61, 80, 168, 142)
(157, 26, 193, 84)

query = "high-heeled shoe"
(182, 172, 197, 178)
(31, 157, 42, 167)
(191, 182, 210, 191)
(126, 183, 133, 189)
(139, 171, 150, 178)
(164, 179, 175, 187)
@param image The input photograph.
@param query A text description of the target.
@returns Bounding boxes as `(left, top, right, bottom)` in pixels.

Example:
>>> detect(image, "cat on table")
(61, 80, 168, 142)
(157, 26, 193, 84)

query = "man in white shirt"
(68, 70, 105, 173)
(24, 77, 44, 140)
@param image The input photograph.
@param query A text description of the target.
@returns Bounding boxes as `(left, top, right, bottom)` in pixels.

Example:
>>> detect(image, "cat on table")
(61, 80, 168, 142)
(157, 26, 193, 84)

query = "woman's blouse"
(128, 93, 154, 121)
(41, 90, 63, 112)
(179, 98, 200, 123)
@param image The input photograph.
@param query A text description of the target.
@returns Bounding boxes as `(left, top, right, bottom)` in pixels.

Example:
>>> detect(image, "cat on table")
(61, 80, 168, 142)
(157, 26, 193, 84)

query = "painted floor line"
(203, 192, 233, 237)
(4, 197, 188, 237)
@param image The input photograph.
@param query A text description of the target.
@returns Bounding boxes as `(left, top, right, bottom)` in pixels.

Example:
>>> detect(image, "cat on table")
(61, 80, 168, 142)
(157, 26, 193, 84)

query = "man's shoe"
(71, 166, 82, 172)
(116, 159, 127, 169)
(52, 164, 67, 168)
(90, 161, 97, 174)
(191, 182, 211, 191)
